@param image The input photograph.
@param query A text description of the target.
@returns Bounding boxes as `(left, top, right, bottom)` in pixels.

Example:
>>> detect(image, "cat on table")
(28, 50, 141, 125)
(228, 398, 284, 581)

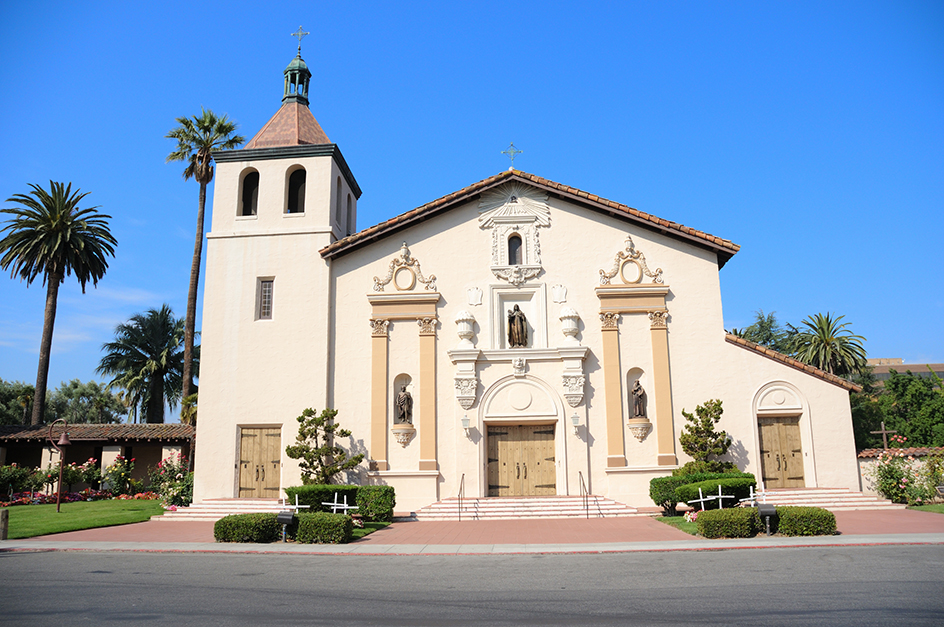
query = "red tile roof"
(320, 170, 741, 265)
(858, 447, 944, 459)
(245, 101, 330, 149)
(0, 423, 194, 442)
(725, 333, 862, 392)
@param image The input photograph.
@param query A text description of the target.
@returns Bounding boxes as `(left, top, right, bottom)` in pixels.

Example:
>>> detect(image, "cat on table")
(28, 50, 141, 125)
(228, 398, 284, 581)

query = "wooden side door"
(487, 426, 510, 496)
(758, 418, 804, 489)
(238, 427, 281, 498)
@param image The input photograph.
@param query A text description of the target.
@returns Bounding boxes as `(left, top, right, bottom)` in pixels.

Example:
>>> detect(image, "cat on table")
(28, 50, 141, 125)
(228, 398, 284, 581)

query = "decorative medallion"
(561, 374, 585, 408)
(373, 242, 437, 292)
(370, 319, 390, 337)
(551, 284, 567, 303)
(648, 310, 669, 329)
(417, 317, 438, 336)
(512, 357, 527, 377)
(599, 235, 664, 285)
(455, 377, 478, 410)
(467, 287, 483, 306)
(600, 312, 620, 329)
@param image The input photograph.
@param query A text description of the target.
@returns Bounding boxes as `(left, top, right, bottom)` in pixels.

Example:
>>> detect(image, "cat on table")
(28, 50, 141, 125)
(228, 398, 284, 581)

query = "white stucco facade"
(193, 64, 860, 511)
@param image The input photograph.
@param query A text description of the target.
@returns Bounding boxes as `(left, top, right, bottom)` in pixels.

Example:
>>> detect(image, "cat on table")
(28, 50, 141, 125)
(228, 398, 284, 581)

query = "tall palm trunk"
(32, 273, 62, 425)
(145, 371, 165, 424)
(182, 181, 207, 399)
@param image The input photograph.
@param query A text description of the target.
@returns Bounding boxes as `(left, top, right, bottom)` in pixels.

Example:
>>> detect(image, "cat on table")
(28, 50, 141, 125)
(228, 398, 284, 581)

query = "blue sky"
(1, 1, 942, 404)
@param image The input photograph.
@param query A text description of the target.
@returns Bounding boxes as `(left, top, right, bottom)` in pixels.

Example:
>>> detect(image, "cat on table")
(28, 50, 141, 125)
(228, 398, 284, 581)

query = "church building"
(192, 47, 861, 513)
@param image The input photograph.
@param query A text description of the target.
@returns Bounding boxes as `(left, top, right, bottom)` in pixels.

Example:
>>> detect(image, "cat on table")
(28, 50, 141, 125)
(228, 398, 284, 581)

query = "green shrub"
(295, 512, 353, 544)
(284, 484, 360, 513)
(775, 506, 836, 536)
(214, 513, 281, 543)
(696, 507, 761, 538)
(675, 477, 757, 510)
(649, 472, 754, 516)
(0, 464, 35, 494)
(673, 460, 738, 476)
(356, 485, 396, 522)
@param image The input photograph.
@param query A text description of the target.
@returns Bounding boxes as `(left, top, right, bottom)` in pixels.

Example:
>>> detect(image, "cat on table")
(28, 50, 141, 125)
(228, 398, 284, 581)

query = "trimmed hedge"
(356, 485, 396, 522)
(696, 507, 761, 539)
(284, 485, 359, 513)
(649, 472, 754, 515)
(675, 477, 757, 510)
(284, 484, 396, 522)
(775, 506, 837, 536)
(295, 512, 353, 544)
(214, 513, 281, 543)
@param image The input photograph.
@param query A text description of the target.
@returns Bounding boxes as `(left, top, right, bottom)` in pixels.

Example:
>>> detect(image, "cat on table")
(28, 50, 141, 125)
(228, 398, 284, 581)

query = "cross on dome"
(292, 26, 310, 53)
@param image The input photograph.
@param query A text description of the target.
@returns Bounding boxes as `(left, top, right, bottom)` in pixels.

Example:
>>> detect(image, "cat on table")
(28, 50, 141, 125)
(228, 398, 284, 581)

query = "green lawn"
(908, 503, 944, 514)
(351, 521, 390, 540)
(5, 499, 165, 540)
(656, 515, 698, 535)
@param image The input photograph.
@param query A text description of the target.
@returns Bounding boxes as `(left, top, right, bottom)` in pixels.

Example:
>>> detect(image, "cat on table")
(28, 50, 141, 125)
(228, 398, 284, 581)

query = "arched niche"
(481, 375, 562, 422)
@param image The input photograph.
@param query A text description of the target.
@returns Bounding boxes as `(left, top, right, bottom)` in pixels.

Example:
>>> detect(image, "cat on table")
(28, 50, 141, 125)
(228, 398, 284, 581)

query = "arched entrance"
(479, 375, 566, 497)
(753, 382, 808, 489)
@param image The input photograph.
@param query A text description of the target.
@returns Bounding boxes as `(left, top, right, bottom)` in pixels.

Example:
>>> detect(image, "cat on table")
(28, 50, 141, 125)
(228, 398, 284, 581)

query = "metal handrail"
(578, 471, 589, 519)
(457, 473, 465, 522)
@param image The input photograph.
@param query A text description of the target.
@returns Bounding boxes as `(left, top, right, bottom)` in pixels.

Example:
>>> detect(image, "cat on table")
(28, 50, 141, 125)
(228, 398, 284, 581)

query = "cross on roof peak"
(292, 26, 310, 54)
(502, 142, 522, 170)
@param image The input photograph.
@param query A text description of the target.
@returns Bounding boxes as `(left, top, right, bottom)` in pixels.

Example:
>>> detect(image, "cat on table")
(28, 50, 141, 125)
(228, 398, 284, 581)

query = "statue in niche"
(395, 386, 413, 424)
(632, 380, 647, 418)
(508, 305, 528, 348)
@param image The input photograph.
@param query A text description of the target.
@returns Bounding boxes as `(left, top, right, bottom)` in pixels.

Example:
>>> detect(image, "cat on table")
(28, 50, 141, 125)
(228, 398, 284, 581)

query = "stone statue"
(395, 386, 413, 424)
(508, 305, 528, 348)
(632, 380, 646, 418)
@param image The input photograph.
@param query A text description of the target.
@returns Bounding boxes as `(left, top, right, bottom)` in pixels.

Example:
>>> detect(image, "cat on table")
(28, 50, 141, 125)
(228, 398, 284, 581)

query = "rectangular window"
(258, 279, 274, 320)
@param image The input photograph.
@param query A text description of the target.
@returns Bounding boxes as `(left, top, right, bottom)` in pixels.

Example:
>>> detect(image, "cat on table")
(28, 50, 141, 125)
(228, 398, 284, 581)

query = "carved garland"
(373, 242, 437, 292)
(599, 235, 664, 285)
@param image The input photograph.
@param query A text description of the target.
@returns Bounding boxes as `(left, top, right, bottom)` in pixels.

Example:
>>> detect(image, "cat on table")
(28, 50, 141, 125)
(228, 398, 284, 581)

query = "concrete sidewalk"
(2, 508, 943, 555)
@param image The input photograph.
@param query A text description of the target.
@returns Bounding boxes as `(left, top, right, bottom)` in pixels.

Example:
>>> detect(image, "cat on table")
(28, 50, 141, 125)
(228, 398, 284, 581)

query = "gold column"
(649, 310, 677, 466)
(417, 317, 438, 471)
(600, 312, 625, 467)
(369, 319, 390, 471)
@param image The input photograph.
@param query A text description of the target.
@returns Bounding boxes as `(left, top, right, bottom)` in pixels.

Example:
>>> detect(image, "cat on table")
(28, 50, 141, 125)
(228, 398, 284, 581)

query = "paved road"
(1, 545, 942, 625)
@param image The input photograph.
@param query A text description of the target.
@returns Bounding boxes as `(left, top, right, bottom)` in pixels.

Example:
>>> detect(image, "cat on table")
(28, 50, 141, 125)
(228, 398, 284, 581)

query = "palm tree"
(790, 312, 867, 377)
(97, 305, 190, 424)
(166, 109, 244, 400)
(0, 182, 117, 425)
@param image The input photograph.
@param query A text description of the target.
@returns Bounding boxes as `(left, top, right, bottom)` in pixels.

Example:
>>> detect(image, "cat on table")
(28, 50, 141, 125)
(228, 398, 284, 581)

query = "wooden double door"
(487, 425, 556, 497)
(238, 427, 281, 498)
(758, 417, 805, 489)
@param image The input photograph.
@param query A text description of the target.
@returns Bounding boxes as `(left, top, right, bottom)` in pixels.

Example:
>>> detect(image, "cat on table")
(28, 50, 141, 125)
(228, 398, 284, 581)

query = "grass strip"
(656, 515, 698, 535)
(5, 499, 165, 539)
(908, 504, 944, 515)
(351, 521, 390, 540)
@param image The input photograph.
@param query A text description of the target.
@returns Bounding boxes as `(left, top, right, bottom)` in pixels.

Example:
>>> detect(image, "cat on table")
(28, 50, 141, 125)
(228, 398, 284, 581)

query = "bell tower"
(194, 30, 361, 502)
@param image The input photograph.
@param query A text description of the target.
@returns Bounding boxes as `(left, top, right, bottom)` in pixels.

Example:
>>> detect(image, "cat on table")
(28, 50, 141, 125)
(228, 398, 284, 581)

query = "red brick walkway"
(22, 509, 944, 545)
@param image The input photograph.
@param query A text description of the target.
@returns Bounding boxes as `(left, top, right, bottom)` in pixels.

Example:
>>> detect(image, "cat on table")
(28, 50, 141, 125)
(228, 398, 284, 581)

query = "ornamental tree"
(678, 399, 733, 473)
(285, 408, 365, 485)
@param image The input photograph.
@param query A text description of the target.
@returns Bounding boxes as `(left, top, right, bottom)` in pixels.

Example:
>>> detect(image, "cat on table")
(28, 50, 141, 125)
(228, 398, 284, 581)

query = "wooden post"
(1, 508, 8, 540)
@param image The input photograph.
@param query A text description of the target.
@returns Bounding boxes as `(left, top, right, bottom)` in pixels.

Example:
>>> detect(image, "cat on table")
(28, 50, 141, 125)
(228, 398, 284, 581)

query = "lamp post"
(47, 419, 71, 513)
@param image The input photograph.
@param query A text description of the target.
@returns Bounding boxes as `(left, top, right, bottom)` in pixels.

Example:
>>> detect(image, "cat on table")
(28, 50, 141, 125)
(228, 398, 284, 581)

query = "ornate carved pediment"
(373, 242, 437, 292)
(599, 235, 664, 285)
(478, 182, 550, 228)
(479, 183, 549, 286)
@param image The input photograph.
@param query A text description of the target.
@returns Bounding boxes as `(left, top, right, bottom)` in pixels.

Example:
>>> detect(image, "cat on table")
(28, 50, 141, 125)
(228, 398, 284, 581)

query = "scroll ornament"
(599, 235, 664, 285)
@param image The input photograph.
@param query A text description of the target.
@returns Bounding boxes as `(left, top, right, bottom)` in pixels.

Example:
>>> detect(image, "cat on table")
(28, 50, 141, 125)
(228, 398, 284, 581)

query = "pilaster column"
(370, 319, 390, 471)
(417, 317, 438, 471)
(600, 312, 625, 467)
(648, 310, 677, 466)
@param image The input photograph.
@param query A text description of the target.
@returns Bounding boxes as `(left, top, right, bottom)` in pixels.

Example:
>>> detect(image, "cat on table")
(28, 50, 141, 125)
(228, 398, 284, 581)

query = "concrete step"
(415, 496, 640, 520)
(154, 498, 289, 522)
(754, 488, 905, 511)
